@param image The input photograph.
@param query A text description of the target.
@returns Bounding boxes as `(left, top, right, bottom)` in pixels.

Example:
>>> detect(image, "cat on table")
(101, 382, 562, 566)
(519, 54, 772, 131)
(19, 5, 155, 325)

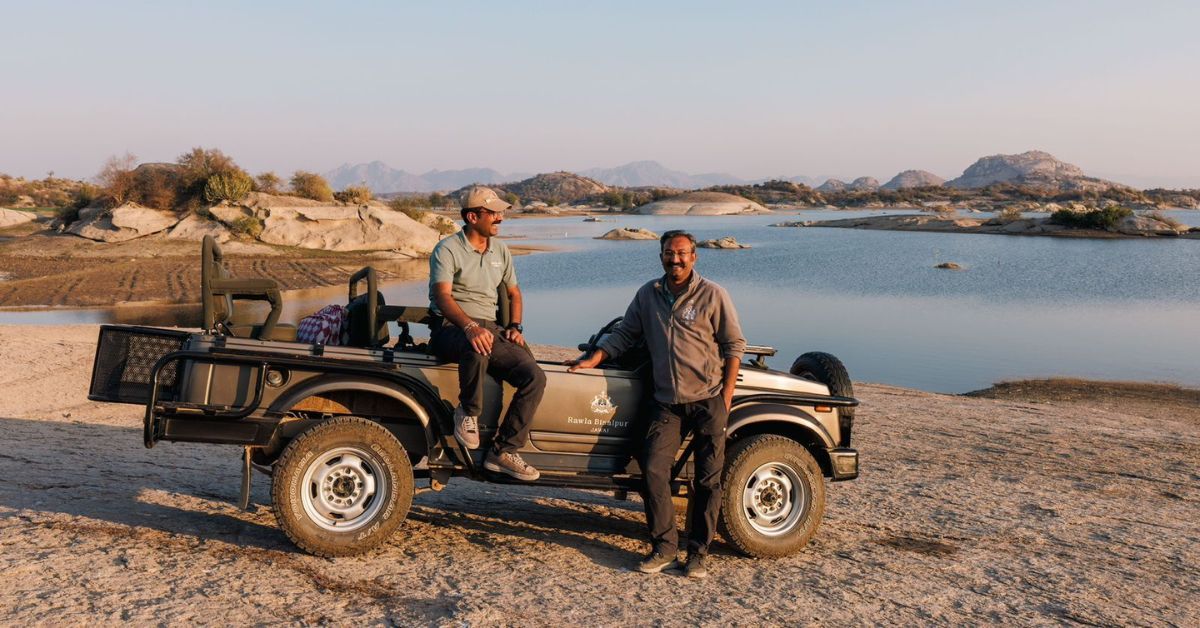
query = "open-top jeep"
(88, 236, 859, 557)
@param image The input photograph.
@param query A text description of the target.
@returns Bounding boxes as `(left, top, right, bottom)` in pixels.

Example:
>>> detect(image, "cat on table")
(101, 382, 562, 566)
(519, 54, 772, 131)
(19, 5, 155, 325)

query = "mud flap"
(238, 446, 252, 510)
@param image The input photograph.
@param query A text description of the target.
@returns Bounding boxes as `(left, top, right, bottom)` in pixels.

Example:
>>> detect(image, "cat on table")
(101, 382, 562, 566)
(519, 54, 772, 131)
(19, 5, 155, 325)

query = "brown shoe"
(682, 553, 708, 579)
(483, 450, 540, 481)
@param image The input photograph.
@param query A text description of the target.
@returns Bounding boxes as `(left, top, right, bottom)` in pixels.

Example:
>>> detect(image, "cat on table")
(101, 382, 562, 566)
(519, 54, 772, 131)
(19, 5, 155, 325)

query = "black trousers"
(640, 395, 728, 556)
(429, 320, 546, 455)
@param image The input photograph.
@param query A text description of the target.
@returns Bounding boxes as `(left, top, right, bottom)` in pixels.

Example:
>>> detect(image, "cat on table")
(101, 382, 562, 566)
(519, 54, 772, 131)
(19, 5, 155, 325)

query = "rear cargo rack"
(89, 326, 190, 405)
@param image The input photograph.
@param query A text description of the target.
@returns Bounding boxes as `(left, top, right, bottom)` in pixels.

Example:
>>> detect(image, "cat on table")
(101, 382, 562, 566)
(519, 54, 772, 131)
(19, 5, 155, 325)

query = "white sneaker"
(453, 406, 480, 449)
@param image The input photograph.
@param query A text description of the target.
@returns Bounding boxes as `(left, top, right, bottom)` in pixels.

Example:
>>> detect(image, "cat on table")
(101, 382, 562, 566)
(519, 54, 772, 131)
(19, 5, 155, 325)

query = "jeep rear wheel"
(272, 416, 413, 557)
(719, 434, 825, 558)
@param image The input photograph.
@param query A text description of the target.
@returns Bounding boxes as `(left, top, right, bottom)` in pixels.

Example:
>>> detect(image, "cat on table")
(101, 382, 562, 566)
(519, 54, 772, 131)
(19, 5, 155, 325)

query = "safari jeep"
(88, 236, 859, 558)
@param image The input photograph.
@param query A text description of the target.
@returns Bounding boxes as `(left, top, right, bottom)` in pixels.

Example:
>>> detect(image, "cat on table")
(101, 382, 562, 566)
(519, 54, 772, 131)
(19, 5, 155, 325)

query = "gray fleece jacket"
(597, 271, 746, 404)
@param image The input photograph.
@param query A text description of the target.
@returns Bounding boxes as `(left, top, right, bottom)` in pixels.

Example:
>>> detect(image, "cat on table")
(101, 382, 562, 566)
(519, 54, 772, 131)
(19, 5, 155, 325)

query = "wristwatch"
(506, 322, 523, 333)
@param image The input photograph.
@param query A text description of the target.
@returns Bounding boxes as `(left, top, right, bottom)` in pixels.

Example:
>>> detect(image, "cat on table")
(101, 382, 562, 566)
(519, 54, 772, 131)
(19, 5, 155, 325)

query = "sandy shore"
(1, 325, 1197, 624)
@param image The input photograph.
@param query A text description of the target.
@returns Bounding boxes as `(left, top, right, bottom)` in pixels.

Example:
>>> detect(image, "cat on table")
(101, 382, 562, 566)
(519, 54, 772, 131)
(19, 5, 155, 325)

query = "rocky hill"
(882, 169, 946, 190)
(817, 179, 847, 193)
(847, 176, 880, 192)
(488, 172, 609, 204)
(946, 150, 1124, 192)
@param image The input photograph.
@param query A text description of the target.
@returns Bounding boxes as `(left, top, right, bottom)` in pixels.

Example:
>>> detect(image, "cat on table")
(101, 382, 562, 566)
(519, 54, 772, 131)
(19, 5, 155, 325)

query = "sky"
(2, 0, 1198, 188)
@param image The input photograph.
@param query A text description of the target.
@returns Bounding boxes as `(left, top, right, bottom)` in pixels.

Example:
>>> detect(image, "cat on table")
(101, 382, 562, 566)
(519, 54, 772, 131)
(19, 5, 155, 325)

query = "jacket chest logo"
(680, 301, 698, 323)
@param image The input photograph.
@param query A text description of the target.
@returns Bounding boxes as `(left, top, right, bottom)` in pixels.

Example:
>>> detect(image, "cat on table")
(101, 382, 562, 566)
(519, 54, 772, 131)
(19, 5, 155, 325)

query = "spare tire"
(790, 351, 854, 444)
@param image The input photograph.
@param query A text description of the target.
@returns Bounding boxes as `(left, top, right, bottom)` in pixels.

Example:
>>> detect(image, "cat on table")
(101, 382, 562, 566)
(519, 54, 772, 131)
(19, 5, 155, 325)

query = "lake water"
(4, 209, 1198, 393)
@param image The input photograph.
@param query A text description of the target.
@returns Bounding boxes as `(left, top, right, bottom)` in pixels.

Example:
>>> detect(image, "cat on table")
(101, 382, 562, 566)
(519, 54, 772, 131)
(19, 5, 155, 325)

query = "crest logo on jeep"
(590, 391, 616, 415)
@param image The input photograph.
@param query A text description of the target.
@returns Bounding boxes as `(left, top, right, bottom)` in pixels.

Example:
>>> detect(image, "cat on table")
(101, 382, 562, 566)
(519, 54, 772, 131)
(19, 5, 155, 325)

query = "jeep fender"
(727, 402, 835, 450)
(267, 374, 446, 456)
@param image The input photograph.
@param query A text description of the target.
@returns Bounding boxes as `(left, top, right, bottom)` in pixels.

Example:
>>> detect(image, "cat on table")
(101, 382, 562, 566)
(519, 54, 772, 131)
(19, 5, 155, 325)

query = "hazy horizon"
(3, 1, 1198, 188)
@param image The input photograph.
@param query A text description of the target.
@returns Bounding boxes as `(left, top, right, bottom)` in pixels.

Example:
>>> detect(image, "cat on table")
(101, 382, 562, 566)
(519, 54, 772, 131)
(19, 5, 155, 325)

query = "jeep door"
(523, 362, 646, 473)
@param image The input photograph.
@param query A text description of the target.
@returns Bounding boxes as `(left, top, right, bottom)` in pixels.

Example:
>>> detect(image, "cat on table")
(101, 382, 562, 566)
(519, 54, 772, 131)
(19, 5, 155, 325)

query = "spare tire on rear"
(790, 351, 854, 442)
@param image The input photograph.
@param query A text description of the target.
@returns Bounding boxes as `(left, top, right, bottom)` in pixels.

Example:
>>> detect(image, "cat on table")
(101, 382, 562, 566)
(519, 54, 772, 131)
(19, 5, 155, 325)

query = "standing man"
(567, 230, 745, 578)
(429, 186, 545, 481)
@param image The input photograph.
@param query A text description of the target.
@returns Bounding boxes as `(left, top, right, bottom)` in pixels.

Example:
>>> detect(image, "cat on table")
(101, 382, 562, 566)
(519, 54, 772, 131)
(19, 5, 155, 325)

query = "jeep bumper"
(829, 448, 859, 481)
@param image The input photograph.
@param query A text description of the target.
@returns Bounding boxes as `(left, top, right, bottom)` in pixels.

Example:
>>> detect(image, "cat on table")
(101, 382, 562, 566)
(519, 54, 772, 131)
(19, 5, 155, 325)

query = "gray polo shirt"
(428, 229, 516, 322)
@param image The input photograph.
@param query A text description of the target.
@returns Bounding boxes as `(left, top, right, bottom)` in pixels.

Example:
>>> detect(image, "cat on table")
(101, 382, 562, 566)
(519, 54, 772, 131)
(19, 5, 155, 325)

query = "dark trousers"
(640, 395, 728, 556)
(430, 320, 546, 455)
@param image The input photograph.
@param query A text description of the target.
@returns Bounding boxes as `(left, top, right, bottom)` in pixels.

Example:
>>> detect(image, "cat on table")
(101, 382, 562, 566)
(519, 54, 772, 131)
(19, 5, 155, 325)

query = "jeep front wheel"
(271, 417, 413, 557)
(719, 434, 825, 558)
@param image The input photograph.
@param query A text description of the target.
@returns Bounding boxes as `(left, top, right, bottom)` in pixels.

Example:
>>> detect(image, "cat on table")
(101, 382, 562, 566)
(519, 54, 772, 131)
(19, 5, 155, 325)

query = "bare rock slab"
(698, 236, 750, 249)
(258, 206, 441, 254)
(0, 208, 37, 228)
(67, 203, 180, 242)
(596, 227, 659, 240)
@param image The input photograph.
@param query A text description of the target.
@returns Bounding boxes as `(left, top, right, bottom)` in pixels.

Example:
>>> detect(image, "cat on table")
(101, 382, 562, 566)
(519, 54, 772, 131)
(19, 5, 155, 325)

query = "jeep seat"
(201, 235, 297, 342)
(346, 266, 434, 349)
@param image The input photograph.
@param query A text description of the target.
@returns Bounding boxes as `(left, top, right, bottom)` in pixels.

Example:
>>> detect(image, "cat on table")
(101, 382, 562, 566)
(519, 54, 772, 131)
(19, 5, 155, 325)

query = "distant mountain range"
(579, 161, 746, 189)
(327, 152, 1131, 194)
(325, 160, 758, 193)
(324, 162, 531, 194)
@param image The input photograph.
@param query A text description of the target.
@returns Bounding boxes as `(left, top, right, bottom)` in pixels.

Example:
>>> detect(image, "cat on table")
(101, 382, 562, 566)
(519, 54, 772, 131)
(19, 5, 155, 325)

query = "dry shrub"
(135, 167, 180, 209)
(290, 171, 334, 202)
(96, 153, 138, 206)
(254, 172, 282, 195)
(997, 206, 1024, 223)
(228, 215, 264, 238)
(335, 185, 372, 204)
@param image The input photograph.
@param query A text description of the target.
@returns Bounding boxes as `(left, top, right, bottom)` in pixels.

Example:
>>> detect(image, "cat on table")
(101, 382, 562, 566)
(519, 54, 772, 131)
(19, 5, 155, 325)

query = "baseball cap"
(460, 186, 512, 213)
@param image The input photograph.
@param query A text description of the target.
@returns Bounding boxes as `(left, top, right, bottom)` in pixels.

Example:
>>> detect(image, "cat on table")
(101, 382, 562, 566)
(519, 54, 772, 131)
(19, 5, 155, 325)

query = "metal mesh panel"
(90, 327, 189, 404)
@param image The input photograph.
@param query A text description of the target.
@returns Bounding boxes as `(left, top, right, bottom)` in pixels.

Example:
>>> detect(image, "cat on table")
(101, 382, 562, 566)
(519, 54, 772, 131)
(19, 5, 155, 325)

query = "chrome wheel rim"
(300, 446, 389, 532)
(742, 461, 808, 536)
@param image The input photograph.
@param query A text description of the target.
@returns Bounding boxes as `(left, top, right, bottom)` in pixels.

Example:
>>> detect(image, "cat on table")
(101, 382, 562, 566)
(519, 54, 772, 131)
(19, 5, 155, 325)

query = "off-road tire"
(791, 351, 854, 405)
(271, 416, 413, 557)
(719, 434, 825, 558)
(791, 351, 855, 441)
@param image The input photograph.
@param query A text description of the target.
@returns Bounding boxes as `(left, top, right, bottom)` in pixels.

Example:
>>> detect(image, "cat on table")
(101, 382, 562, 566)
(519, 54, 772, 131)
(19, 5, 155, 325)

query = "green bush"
(204, 172, 253, 203)
(228, 215, 264, 238)
(1049, 206, 1132, 230)
(290, 171, 334, 202)
(334, 185, 372, 204)
(501, 191, 519, 207)
(178, 147, 246, 201)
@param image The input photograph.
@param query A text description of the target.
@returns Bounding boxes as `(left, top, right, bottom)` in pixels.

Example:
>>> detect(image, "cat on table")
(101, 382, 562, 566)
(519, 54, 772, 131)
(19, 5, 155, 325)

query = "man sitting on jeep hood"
(428, 186, 546, 482)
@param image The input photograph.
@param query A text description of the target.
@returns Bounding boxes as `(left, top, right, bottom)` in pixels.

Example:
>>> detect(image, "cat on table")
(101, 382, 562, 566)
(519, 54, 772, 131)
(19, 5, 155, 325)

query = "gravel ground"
(1, 325, 1197, 625)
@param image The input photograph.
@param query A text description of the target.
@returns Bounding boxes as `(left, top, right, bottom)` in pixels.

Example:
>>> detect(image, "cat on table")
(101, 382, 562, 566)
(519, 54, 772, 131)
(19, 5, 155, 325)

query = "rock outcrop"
(0, 208, 37, 228)
(492, 172, 608, 204)
(67, 203, 181, 242)
(166, 213, 233, 242)
(946, 150, 1123, 192)
(596, 227, 659, 240)
(816, 179, 847, 193)
(882, 170, 946, 190)
(847, 177, 880, 192)
(801, 212, 1192, 239)
(1117, 214, 1191, 236)
(256, 205, 441, 255)
(633, 191, 768, 215)
(697, 237, 750, 249)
